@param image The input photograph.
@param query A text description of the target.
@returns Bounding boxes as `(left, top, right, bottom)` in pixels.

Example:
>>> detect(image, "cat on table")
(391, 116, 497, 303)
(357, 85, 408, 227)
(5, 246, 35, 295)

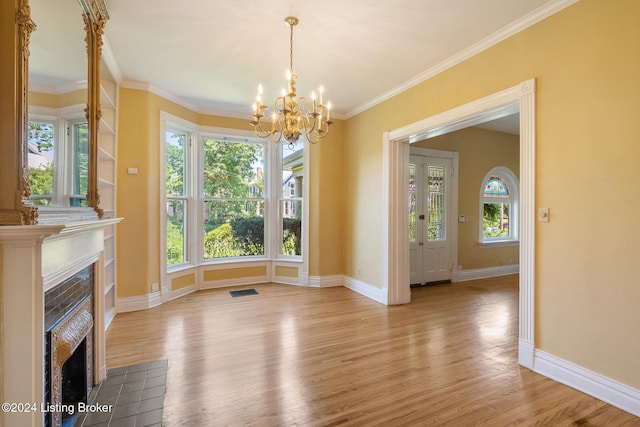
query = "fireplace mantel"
(0, 218, 121, 427)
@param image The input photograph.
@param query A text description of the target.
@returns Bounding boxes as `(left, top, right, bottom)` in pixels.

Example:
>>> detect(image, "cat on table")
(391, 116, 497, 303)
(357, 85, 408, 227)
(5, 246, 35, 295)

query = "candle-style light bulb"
(258, 84, 263, 95)
(319, 85, 324, 105)
(326, 101, 332, 121)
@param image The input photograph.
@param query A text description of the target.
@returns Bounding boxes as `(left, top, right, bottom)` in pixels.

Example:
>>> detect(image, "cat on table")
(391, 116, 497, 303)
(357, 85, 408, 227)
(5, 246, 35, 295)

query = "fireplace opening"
(45, 264, 95, 427)
(61, 337, 87, 426)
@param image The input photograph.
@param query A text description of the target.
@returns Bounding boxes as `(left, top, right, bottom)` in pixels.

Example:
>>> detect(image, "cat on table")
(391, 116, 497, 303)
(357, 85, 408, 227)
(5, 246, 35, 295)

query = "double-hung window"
(202, 137, 266, 259)
(28, 114, 88, 207)
(165, 130, 190, 265)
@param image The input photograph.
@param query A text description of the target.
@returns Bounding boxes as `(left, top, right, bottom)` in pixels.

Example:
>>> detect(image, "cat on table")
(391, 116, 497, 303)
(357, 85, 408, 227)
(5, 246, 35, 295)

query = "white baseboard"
(309, 274, 344, 288)
(453, 264, 519, 282)
(519, 339, 535, 369)
(534, 349, 640, 417)
(117, 290, 162, 313)
(169, 283, 197, 301)
(344, 276, 387, 304)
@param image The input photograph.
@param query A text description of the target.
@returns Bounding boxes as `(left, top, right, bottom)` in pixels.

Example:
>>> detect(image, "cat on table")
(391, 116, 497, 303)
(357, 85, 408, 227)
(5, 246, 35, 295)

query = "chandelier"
(250, 16, 332, 147)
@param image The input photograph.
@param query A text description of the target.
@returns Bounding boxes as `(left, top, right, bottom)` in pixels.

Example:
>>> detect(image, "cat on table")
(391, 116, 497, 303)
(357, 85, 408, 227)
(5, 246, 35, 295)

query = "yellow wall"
(29, 89, 87, 109)
(414, 127, 520, 270)
(344, 0, 640, 388)
(116, 88, 344, 297)
(172, 273, 195, 291)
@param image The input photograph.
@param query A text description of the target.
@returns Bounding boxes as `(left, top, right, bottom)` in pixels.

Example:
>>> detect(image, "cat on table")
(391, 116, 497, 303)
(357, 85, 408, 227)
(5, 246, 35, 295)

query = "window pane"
(71, 123, 88, 206)
(166, 131, 186, 196)
(203, 138, 264, 198)
(483, 203, 510, 238)
(282, 200, 302, 255)
(484, 176, 509, 197)
(428, 165, 445, 241)
(28, 121, 55, 205)
(409, 163, 416, 242)
(167, 199, 187, 265)
(282, 143, 303, 198)
(203, 200, 265, 259)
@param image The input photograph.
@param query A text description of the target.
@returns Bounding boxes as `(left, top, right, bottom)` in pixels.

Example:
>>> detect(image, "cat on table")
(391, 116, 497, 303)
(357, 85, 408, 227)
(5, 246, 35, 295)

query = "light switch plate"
(538, 207, 549, 222)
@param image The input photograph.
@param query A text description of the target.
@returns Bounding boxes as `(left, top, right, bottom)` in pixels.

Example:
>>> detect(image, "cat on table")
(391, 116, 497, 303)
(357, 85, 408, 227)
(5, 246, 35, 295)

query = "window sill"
(479, 239, 519, 248)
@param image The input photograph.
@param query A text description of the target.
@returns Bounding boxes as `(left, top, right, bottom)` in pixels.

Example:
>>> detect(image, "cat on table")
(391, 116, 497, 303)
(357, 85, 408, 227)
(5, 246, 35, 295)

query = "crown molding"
(345, 0, 579, 119)
(120, 80, 202, 112)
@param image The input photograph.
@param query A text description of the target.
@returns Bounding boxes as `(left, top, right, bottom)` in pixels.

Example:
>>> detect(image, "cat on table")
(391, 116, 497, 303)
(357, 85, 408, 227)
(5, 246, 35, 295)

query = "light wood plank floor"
(106, 276, 639, 426)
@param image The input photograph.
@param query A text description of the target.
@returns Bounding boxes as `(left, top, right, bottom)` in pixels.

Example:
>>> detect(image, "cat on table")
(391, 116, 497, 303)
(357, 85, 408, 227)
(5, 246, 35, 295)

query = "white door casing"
(383, 78, 535, 369)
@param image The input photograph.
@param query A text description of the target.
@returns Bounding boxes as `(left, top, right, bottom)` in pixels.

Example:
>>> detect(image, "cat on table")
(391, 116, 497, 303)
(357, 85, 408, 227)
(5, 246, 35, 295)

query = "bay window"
(162, 114, 305, 272)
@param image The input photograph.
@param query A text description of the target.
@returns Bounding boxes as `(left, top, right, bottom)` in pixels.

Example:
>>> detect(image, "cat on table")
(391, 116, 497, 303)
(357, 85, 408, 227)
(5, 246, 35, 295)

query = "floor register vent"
(229, 289, 259, 298)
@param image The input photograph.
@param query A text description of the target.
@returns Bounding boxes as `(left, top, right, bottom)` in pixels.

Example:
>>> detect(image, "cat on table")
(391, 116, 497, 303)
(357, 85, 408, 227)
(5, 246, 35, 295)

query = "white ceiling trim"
(120, 80, 202, 112)
(345, 0, 579, 119)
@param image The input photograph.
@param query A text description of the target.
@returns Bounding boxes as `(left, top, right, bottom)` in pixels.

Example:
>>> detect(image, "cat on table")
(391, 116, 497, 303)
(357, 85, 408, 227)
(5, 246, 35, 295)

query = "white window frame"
(28, 105, 88, 207)
(162, 122, 197, 269)
(200, 133, 268, 262)
(160, 112, 307, 278)
(479, 166, 519, 247)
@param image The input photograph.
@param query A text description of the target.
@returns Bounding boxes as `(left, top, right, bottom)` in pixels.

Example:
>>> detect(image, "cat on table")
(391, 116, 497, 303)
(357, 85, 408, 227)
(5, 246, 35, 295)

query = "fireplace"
(0, 218, 120, 427)
(45, 265, 95, 427)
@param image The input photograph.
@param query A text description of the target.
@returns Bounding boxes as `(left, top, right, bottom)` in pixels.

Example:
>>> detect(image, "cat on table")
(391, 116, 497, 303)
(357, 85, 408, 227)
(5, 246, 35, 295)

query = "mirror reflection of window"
(28, 120, 56, 205)
(28, 117, 88, 207)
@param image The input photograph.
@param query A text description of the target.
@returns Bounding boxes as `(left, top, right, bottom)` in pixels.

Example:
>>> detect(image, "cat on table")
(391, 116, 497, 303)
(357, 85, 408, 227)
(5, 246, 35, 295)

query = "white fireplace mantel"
(0, 218, 121, 427)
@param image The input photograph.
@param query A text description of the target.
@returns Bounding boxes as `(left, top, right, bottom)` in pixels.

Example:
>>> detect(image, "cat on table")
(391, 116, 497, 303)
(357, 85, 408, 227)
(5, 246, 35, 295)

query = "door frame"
(409, 148, 459, 285)
(381, 79, 536, 369)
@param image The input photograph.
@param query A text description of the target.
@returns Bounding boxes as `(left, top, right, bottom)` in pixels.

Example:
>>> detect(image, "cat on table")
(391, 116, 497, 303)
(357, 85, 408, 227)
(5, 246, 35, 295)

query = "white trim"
(200, 276, 268, 289)
(309, 275, 344, 288)
(453, 264, 519, 282)
(479, 166, 519, 243)
(344, 277, 388, 305)
(382, 131, 411, 305)
(345, 0, 577, 118)
(479, 239, 519, 248)
(384, 79, 536, 369)
(101, 37, 123, 84)
(117, 291, 163, 313)
(534, 350, 640, 417)
(519, 339, 535, 370)
(169, 284, 198, 301)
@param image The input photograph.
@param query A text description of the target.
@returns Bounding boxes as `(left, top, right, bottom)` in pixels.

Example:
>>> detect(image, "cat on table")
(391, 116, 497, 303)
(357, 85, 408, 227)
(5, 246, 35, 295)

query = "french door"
(409, 155, 452, 285)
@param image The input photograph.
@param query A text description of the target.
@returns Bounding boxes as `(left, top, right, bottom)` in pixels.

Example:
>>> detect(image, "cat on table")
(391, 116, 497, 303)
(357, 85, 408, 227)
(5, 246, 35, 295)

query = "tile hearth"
(74, 360, 167, 427)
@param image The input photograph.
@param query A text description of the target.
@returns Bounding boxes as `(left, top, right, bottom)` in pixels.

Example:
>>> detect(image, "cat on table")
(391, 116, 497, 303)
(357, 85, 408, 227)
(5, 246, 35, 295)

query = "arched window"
(479, 166, 519, 244)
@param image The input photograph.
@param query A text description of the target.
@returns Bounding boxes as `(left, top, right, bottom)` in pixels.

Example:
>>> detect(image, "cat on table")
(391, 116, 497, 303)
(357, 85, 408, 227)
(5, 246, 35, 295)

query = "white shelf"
(105, 281, 115, 296)
(98, 146, 115, 161)
(99, 118, 116, 135)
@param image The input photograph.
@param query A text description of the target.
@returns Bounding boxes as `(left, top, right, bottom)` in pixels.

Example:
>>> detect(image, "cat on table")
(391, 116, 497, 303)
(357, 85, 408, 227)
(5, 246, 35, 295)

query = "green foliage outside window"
(483, 203, 510, 238)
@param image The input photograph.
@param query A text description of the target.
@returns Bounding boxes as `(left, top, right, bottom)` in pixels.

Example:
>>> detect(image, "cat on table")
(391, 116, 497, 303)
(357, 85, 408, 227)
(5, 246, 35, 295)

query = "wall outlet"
(151, 282, 159, 292)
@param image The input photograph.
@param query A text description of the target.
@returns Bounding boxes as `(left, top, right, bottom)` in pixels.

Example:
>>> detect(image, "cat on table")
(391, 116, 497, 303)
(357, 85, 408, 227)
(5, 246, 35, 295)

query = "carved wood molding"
(4, 0, 40, 225)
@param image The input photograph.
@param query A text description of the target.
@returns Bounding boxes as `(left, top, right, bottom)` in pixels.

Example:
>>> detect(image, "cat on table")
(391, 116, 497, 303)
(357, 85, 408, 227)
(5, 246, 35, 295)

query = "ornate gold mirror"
(0, 0, 108, 224)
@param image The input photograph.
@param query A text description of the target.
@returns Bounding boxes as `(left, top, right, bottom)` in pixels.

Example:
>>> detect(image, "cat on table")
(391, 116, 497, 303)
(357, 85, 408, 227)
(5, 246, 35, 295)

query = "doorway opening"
(382, 79, 536, 368)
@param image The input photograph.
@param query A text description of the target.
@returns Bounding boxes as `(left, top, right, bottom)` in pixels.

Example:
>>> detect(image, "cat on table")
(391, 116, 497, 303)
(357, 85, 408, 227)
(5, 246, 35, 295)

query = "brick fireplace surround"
(0, 218, 120, 427)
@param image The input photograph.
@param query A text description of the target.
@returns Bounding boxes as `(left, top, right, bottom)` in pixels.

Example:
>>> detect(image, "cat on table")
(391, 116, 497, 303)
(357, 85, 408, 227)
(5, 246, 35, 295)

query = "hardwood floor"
(105, 276, 639, 426)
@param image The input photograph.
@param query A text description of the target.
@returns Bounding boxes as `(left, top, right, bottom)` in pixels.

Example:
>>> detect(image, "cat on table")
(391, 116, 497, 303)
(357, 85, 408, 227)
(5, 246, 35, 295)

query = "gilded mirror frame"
(0, 0, 108, 225)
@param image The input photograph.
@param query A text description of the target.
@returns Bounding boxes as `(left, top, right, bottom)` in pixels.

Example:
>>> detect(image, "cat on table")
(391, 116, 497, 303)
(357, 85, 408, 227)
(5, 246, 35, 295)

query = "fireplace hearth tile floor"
(74, 359, 167, 427)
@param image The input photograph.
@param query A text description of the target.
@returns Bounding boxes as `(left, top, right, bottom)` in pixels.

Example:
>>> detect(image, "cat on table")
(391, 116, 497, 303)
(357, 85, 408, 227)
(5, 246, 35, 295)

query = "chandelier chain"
(289, 20, 294, 73)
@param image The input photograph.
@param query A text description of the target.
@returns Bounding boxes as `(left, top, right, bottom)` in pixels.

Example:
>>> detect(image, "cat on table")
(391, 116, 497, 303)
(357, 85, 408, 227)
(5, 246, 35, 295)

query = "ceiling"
(30, 0, 562, 122)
